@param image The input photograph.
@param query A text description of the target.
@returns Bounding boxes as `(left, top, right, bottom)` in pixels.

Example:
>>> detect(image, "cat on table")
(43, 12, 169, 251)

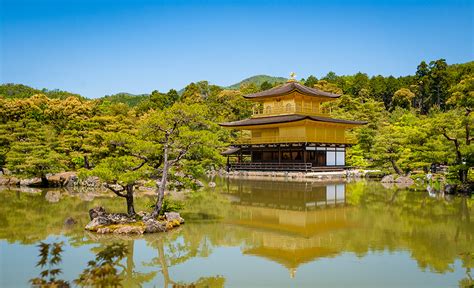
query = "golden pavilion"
(220, 74, 366, 171)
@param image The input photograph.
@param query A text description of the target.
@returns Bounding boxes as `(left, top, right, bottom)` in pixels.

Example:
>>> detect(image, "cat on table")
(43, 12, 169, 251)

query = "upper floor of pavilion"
(246, 78, 340, 118)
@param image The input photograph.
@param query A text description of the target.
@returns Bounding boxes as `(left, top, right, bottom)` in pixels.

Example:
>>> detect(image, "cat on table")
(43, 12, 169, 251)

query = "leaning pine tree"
(87, 132, 158, 216)
(140, 103, 218, 218)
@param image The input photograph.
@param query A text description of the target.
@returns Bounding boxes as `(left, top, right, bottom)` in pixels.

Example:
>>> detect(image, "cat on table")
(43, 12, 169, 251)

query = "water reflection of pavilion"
(221, 179, 353, 277)
(229, 179, 346, 210)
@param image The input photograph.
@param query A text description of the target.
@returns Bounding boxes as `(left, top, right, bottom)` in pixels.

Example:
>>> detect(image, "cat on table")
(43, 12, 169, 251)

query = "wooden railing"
(236, 135, 355, 145)
(230, 162, 312, 171)
(253, 105, 330, 118)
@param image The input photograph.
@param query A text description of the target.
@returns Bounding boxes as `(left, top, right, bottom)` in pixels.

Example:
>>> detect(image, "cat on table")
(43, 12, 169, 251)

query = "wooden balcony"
(252, 105, 330, 118)
(229, 162, 346, 172)
(230, 162, 313, 171)
(236, 135, 355, 145)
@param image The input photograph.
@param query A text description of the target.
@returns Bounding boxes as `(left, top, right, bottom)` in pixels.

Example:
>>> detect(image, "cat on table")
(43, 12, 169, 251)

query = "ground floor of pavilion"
(223, 143, 347, 172)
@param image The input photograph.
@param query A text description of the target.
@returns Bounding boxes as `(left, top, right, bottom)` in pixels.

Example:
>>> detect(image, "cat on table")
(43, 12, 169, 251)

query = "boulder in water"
(85, 216, 112, 231)
(89, 206, 106, 220)
(144, 219, 167, 233)
(165, 212, 185, 224)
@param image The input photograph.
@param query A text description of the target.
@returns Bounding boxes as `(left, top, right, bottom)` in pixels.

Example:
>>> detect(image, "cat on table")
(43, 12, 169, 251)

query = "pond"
(0, 179, 472, 287)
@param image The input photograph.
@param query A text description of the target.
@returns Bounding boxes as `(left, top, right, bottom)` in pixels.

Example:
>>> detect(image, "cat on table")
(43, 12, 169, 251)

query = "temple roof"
(244, 81, 340, 99)
(243, 246, 339, 270)
(219, 114, 367, 127)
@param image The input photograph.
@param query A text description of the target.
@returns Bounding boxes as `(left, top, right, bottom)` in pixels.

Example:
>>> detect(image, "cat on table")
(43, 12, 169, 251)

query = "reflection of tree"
(0, 188, 153, 245)
(342, 183, 474, 274)
(145, 233, 226, 288)
(83, 240, 156, 287)
(120, 240, 157, 288)
(458, 252, 473, 288)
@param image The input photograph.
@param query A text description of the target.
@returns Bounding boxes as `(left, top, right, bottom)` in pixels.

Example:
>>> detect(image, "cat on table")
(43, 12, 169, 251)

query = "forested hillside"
(0, 59, 472, 184)
(226, 75, 287, 90)
(0, 83, 85, 100)
(100, 92, 150, 107)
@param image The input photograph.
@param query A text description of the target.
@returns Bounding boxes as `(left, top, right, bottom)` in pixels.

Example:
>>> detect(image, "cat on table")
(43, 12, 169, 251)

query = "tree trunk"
(84, 155, 91, 169)
(152, 146, 169, 218)
(125, 184, 136, 216)
(157, 239, 173, 287)
(459, 168, 468, 184)
(390, 159, 403, 175)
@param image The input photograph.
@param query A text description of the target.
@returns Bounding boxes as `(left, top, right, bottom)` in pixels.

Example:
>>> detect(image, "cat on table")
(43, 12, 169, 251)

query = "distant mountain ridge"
(226, 75, 287, 89)
(0, 75, 286, 103)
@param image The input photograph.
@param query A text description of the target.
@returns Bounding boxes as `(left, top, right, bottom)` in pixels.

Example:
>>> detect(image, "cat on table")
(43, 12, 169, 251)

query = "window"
(326, 151, 336, 166)
(336, 151, 345, 166)
(265, 106, 272, 114)
(285, 103, 292, 112)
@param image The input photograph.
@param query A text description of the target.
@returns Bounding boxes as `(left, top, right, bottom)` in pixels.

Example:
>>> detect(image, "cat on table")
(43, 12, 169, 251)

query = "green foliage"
(303, 75, 318, 88)
(391, 88, 415, 110)
(149, 197, 184, 215)
(30, 242, 69, 288)
(0, 83, 84, 100)
(6, 120, 67, 180)
(99, 92, 149, 107)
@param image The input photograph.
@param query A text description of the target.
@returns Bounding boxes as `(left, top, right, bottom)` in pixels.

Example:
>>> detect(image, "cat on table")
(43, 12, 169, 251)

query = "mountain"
(226, 75, 287, 90)
(0, 83, 85, 100)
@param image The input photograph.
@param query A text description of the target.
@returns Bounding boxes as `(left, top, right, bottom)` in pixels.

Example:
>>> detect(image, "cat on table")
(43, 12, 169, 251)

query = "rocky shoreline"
(85, 207, 184, 235)
(222, 169, 385, 181)
(0, 171, 96, 187)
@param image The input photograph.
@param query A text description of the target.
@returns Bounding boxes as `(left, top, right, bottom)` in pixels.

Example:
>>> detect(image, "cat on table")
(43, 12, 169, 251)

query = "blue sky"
(1, 0, 472, 98)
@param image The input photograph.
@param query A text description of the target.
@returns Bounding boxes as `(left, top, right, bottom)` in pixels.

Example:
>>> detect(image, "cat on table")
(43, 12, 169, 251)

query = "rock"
(64, 217, 77, 226)
(208, 181, 216, 188)
(96, 227, 112, 234)
(45, 191, 61, 203)
(19, 178, 42, 186)
(89, 206, 107, 220)
(85, 216, 112, 231)
(164, 212, 184, 224)
(47, 172, 78, 187)
(81, 176, 101, 188)
(113, 225, 145, 234)
(144, 219, 167, 233)
(8, 177, 20, 186)
(0, 176, 10, 185)
(108, 213, 134, 224)
(381, 175, 396, 183)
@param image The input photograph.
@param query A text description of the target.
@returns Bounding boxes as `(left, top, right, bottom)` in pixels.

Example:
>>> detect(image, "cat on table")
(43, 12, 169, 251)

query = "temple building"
(220, 75, 367, 171)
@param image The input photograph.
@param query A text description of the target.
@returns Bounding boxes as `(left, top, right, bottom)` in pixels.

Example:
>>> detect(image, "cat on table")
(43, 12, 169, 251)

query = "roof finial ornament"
(288, 72, 297, 82)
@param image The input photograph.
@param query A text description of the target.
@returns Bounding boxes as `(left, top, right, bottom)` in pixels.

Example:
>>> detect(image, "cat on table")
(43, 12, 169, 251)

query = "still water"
(0, 179, 472, 287)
